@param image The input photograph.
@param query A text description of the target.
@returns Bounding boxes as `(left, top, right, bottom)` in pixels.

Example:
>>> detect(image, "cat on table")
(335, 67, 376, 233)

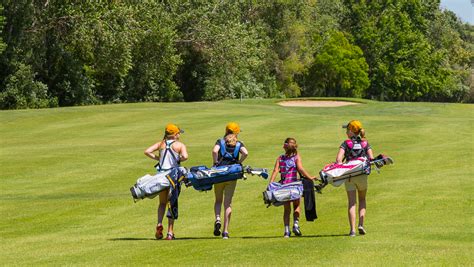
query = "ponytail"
(359, 128, 366, 139)
(284, 137, 298, 156)
(225, 134, 238, 146)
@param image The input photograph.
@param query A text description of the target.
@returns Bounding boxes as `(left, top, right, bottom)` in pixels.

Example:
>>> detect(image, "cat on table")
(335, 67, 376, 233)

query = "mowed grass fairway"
(1, 99, 472, 265)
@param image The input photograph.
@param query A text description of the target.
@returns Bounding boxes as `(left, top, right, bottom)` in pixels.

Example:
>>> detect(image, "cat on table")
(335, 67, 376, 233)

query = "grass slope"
(0, 99, 472, 265)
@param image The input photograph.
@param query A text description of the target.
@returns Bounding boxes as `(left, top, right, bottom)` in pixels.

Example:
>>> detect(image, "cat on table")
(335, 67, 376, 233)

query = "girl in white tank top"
(158, 140, 181, 171)
(144, 123, 188, 240)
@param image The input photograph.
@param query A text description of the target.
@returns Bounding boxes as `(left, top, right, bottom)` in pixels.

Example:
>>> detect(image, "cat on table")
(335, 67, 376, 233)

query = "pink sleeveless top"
(279, 154, 298, 184)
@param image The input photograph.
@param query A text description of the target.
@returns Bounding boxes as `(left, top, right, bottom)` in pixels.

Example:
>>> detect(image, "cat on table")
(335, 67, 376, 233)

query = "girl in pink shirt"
(269, 138, 316, 237)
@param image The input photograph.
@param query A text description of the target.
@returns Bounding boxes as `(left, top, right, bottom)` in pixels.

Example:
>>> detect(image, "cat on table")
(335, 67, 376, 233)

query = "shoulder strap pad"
(166, 140, 176, 148)
(361, 140, 368, 149)
(345, 139, 353, 149)
(219, 138, 226, 157)
(233, 141, 241, 158)
(158, 141, 178, 171)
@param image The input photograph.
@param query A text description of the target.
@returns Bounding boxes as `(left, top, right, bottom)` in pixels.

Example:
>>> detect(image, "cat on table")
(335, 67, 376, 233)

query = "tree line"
(0, 0, 473, 109)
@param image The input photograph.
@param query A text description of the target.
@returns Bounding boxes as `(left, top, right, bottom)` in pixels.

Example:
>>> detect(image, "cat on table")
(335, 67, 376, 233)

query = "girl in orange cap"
(336, 120, 374, 237)
(144, 124, 188, 240)
(211, 122, 248, 239)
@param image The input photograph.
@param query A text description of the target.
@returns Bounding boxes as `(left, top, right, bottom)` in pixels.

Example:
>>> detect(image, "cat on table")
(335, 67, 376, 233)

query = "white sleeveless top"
(158, 140, 180, 171)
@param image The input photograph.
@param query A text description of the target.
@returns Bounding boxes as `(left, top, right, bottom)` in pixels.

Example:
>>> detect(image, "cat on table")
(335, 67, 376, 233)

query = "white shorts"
(214, 180, 237, 202)
(345, 174, 368, 191)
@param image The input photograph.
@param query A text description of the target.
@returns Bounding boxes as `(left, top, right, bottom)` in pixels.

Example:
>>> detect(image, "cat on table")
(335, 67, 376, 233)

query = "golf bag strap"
(219, 138, 226, 158)
(298, 167, 307, 179)
(233, 141, 241, 158)
(158, 141, 179, 171)
(218, 139, 241, 163)
(344, 139, 368, 161)
(345, 139, 368, 149)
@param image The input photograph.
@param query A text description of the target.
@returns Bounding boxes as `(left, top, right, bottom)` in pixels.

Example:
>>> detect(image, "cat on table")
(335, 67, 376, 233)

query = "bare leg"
(167, 218, 174, 235)
(283, 202, 291, 226)
(292, 199, 300, 223)
(347, 190, 357, 233)
(222, 181, 236, 233)
(157, 190, 168, 225)
(292, 199, 302, 235)
(223, 197, 232, 233)
(358, 189, 367, 227)
(155, 190, 168, 239)
(214, 184, 224, 221)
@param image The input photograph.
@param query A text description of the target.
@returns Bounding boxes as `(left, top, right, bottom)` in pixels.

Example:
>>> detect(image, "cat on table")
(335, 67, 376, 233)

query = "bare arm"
(144, 142, 161, 161)
(212, 144, 220, 166)
(178, 143, 189, 162)
(336, 148, 345, 164)
(238, 146, 248, 164)
(296, 154, 316, 180)
(367, 148, 374, 160)
(269, 158, 280, 183)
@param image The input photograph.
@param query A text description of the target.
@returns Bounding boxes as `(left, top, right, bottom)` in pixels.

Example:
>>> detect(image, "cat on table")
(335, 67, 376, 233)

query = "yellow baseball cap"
(225, 122, 241, 134)
(165, 124, 184, 135)
(342, 120, 363, 134)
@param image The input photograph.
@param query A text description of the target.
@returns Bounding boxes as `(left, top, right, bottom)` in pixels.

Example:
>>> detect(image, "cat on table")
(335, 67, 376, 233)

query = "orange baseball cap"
(342, 120, 363, 134)
(165, 124, 184, 135)
(225, 122, 241, 134)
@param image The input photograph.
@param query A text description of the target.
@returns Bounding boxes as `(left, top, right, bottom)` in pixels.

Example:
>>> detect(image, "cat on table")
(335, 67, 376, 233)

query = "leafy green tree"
(0, 62, 57, 109)
(1, 0, 473, 108)
(342, 0, 468, 101)
(1, 2, 183, 106)
(65, 2, 183, 103)
(0, 4, 6, 54)
(166, 1, 272, 100)
(55, 2, 137, 103)
(303, 31, 369, 97)
(0, 1, 98, 106)
(252, 0, 319, 97)
(459, 23, 474, 102)
(427, 10, 473, 102)
(123, 2, 182, 102)
(198, 19, 269, 100)
(0, 0, 35, 87)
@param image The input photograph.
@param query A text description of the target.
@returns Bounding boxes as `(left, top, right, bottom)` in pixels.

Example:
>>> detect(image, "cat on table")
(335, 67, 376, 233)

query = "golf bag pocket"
(263, 181, 303, 207)
(130, 171, 171, 201)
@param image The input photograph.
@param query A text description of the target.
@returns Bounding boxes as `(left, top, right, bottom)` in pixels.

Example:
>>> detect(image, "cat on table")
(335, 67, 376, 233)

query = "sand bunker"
(278, 100, 361, 107)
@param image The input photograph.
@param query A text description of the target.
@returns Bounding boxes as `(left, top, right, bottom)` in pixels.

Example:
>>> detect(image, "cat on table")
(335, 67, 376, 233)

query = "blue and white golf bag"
(130, 167, 187, 202)
(186, 164, 244, 191)
(263, 181, 304, 207)
(186, 164, 268, 191)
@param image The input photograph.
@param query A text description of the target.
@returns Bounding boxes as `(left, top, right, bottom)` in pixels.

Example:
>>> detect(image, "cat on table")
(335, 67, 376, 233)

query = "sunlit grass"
(0, 99, 472, 265)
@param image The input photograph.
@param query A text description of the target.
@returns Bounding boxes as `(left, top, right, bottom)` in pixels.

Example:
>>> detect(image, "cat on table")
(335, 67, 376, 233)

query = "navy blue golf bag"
(186, 164, 268, 191)
(186, 164, 244, 191)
